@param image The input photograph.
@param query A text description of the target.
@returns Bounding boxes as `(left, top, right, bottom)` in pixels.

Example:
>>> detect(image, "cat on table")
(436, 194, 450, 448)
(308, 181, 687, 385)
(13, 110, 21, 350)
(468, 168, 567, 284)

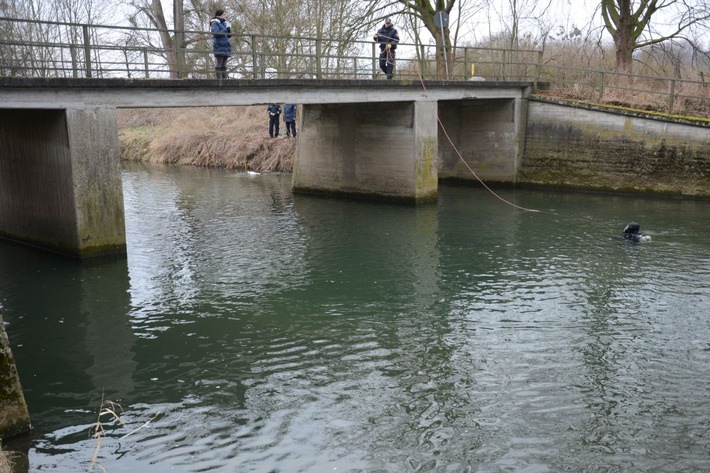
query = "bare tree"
(362, 0, 491, 79)
(240, 0, 371, 78)
(1, 0, 115, 77)
(394, 0, 457, 78)
(123, 0, 181, 78)
(601, 0, 710, 74)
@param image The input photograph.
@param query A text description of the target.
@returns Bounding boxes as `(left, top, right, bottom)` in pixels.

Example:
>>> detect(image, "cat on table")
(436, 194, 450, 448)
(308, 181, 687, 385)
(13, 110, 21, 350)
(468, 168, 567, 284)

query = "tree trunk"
(612, 0, 634, 74)
(151, 0, 178, 78)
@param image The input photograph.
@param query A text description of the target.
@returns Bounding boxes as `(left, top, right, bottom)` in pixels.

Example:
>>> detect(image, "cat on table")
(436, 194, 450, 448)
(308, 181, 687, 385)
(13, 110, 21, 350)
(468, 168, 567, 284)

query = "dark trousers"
(379, 50, 395, 79)
(269, 117, 280, 137)
(285, 120, 297, 137)
(214, 55, 229, 79)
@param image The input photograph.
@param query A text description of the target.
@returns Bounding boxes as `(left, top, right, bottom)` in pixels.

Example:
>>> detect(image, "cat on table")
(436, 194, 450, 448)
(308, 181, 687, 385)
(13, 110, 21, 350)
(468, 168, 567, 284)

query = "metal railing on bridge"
(0, 16, 543, 82)
(1, 16, 708, 118)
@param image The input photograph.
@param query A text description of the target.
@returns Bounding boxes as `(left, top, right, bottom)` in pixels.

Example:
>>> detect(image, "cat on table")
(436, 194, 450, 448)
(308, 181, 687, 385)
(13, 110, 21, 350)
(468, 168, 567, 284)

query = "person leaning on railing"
(210, 8, 232, 79)
(373, 18, 399, 80)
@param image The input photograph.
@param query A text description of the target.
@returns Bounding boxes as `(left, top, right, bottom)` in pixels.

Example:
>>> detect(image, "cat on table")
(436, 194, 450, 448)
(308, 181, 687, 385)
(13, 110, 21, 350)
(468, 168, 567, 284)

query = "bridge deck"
(0, 78, 533, 108)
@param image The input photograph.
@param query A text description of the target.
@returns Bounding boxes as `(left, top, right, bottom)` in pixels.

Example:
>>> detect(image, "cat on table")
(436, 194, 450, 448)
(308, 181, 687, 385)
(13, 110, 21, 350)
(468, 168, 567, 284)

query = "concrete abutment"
(0, 108, 126, 258)
(438, 98, 526, 183)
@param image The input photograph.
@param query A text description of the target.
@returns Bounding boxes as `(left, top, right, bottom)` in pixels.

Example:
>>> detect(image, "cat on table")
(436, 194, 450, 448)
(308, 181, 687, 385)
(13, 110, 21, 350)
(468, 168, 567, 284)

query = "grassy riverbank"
(118, 106, 295, 172)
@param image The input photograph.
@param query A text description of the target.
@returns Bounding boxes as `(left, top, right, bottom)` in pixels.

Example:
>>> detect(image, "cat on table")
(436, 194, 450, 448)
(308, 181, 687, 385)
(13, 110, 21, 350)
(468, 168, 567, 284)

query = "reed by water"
(118, 106, 295, 173)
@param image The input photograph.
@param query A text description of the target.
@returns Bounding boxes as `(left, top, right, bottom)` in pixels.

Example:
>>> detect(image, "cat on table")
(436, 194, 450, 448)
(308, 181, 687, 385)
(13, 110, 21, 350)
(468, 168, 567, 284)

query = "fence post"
(668, 79, 676, 113)
(534, 50, 542, 90)
(598, 71, 605, 101)
(143, 48, 149, 78)
(82, 25, 92, 78)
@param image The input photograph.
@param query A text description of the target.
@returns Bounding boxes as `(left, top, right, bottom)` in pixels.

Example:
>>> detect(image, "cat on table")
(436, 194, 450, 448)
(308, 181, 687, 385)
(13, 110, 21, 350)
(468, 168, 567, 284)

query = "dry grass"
(89, 398, 123, 473)
(539, 77, 710, 119)
(118, 106, 295, 173)
(0, 449, 15, 473)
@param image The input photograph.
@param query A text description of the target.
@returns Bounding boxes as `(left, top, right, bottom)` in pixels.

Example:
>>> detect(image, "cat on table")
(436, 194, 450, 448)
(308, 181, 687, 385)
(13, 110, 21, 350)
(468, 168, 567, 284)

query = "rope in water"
(373, 28, 542, 213)
(412, 60, 543, 213)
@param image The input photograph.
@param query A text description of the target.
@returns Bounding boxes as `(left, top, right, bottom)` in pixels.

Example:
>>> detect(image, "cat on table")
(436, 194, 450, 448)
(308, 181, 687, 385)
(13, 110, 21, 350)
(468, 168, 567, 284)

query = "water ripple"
(4, 169, 710, 472)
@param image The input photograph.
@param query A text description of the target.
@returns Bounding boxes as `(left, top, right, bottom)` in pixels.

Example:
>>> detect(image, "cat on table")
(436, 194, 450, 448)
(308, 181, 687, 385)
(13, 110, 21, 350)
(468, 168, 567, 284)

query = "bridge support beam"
(0, 108, 126, 258)
(438, 98, 527, 183)
(292, 101, 438, 202)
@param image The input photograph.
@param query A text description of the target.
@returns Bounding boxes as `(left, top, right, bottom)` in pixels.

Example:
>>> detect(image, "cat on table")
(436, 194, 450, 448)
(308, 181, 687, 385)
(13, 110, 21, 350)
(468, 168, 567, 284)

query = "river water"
(1, 164, 709, 473)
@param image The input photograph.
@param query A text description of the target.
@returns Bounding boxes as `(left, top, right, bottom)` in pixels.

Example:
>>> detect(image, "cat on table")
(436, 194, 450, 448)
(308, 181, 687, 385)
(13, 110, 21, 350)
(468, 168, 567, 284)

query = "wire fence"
(1, 16, 709, 117)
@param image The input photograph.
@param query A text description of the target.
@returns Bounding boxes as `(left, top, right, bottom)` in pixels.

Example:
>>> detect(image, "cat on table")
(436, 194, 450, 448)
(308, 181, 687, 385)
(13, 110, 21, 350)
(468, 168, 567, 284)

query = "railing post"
(372, 43, 379, 79)
(143, 48, 149, 78)
(464, 47, 469, 79)
(251, 35, 258, 80)
(70, 44, 79, 78)
(668, 79, 676, 112)
(316, 39, 322, 80)
(82, 25, 92, 78)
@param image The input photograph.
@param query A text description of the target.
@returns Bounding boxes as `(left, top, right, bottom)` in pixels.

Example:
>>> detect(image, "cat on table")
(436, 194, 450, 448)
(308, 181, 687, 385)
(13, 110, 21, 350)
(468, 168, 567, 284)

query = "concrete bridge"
(0, 77, 532, 258)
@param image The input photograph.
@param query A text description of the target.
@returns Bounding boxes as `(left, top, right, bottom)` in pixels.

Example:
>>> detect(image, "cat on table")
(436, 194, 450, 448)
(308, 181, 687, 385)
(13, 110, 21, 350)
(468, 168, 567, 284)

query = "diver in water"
(623, 222, 651, 242)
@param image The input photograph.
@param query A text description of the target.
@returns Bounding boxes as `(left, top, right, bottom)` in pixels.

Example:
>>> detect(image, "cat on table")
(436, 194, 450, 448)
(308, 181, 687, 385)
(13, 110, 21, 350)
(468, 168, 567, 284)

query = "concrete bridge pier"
(438, 97, 527, 183)
(0, 107, 126, 258)
(292, 101, 439, 202)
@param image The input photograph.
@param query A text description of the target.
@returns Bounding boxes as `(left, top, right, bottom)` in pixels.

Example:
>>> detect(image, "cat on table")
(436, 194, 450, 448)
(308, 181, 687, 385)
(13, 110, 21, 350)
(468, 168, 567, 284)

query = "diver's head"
(623, 222, 651, 242)
(624, 222, 641, 235)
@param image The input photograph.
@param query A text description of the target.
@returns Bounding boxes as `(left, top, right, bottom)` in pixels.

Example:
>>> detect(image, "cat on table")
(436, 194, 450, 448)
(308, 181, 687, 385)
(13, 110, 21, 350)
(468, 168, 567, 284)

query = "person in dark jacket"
(283, 104, 297, 138)
(210, 8, 232, 79)
(373, 18, 399, 79)
(267, 104, 281, 138)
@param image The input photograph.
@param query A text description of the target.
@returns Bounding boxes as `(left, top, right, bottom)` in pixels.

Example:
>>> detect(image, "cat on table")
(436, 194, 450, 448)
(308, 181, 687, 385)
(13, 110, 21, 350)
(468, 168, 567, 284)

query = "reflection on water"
(1, 163, 709, 472)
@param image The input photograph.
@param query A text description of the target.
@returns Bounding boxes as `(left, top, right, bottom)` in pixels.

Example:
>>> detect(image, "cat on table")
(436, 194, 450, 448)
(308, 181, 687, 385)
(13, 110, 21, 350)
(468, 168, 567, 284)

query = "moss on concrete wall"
(521, 98, 710, 197)
(0, 312, 31, 439)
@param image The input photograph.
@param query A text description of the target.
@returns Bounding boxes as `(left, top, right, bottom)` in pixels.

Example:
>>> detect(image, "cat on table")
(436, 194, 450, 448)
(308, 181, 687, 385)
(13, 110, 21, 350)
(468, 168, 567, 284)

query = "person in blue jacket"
(373, 18, 399, 79)
(210, 8, 232, 79)
(283, 104, 297, 138)
(267, 104, 281, 138)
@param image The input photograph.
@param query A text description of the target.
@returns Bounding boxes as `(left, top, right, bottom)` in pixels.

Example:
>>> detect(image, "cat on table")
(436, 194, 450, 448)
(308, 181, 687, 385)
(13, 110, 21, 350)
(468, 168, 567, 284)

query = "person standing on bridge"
(373, 18, 399, 80)
(284, 104, 297, 138)
(267, 103, 281, 138)
(210, 8, 232, 79)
